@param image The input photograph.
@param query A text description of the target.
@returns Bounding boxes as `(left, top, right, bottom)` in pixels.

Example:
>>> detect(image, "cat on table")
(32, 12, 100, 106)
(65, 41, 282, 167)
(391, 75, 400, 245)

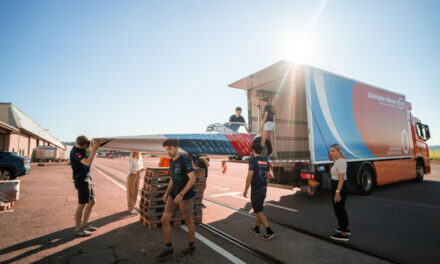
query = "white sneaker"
(129, 209, 138, 214)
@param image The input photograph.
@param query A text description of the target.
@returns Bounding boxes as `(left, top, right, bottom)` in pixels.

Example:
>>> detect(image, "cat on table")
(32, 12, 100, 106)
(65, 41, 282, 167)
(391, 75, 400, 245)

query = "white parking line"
(180, 226, 246, 264)
(94, 165, 245, 264)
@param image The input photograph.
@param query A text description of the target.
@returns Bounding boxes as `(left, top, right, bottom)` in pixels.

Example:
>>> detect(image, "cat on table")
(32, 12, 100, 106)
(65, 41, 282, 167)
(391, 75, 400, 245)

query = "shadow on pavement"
(0, 211, 133, 264)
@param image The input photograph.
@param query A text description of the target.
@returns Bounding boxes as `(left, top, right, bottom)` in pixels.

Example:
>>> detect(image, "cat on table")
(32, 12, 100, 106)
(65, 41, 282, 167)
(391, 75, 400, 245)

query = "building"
(0, 103, 65, 160)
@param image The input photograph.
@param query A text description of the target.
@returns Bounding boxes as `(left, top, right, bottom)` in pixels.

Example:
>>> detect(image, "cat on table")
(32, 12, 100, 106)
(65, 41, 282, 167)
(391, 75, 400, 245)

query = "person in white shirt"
(127, 152, 144, 214)
(329, 144, 351, 242)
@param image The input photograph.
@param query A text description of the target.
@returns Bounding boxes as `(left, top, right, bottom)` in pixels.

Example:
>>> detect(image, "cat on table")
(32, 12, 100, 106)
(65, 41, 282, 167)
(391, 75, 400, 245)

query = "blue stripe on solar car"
(164, 134, 239, 155)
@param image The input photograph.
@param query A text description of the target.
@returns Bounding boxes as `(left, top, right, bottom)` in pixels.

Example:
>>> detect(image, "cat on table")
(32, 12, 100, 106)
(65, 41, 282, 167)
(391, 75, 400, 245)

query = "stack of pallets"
(139, 167, 205, 229)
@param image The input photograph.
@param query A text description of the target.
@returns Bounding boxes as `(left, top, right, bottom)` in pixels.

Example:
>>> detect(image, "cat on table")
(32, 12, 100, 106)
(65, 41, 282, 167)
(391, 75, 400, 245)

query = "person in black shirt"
(156, 139, 196, 261)
(70, 135, 100, 237)
(229, 106, 249, 132)
(243, 143, 275, 240)
(260, 98, 277, 159)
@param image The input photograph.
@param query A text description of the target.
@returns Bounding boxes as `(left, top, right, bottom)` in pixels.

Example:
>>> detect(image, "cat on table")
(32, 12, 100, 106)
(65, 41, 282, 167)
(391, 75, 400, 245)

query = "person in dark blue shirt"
(260, 98, 277, 159)
(228, 106, 249, 132)
(243, 143, 275, 240)
(70, 135, 100, 237)
(156, 139, 196, 261)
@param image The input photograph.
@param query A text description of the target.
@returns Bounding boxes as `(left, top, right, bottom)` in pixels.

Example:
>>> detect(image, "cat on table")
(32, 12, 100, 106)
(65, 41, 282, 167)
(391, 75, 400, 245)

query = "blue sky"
(1, 0, 439, 145)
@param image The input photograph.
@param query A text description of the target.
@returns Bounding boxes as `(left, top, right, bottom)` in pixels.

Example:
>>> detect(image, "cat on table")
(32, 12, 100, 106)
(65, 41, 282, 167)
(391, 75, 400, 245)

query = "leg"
(81, 180, 96, 228)
(132, 172, 141, 209)
(179, 198, 195, 243)
(126, 173, 135, 210)
(261, 130, 269, 149)
(81, 199, 95, 228)
(161, 212, 173, 243)
(75, 204, 86, 232)
(256, 212, 269, 228)
(268, 131, 277, 157)
(162, 197, 178, 244)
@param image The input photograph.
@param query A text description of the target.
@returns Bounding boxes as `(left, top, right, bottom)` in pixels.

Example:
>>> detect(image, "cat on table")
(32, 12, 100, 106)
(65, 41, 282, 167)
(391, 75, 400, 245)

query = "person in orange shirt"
(159, 156, 170, 174)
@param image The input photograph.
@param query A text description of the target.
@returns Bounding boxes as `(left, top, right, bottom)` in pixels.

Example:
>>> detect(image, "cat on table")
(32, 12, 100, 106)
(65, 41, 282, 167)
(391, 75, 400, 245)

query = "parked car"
(0, 151, 31, 180)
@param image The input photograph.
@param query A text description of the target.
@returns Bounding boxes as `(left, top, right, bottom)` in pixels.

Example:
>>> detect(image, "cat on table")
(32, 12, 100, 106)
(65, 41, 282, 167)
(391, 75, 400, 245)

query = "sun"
(282, 35, 315, 64)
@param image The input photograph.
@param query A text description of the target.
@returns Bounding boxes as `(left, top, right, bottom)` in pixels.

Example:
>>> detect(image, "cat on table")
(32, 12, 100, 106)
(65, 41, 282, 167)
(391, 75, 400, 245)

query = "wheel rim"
(417, 165, 424, 178)
(361, 170, 372, 191)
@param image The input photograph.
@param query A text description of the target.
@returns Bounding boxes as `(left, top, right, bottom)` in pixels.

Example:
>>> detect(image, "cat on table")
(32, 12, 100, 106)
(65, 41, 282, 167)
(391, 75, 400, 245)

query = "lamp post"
(37, 129, 49, 166)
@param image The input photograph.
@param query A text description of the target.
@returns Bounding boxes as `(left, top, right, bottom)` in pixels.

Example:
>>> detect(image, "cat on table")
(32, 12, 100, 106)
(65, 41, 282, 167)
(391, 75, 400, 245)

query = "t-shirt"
(248, 156, 269, 190)
(229, 115, 246, 132)
(70, 147, 91, 181)
(330, 159, 347, 180)
(263, 105, 274, 122)
(169, 155, 195, 200)
(128, 156, 143, 173)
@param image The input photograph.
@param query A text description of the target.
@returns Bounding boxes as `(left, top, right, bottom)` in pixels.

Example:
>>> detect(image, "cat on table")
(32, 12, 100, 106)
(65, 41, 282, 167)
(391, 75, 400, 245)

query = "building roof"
(0, 103, 65, 150)
(0, 120, 19, 133)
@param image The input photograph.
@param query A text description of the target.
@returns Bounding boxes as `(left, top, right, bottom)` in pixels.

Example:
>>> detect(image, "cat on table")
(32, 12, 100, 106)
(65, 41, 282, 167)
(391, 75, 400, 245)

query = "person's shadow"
(0, 211, 132, 264)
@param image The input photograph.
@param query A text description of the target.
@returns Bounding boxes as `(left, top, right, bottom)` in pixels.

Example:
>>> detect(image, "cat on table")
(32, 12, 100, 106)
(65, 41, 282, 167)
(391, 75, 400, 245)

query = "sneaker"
(75, 228, 92, 237)
(155, 248, 174, 261)
(330, 233, 349, 241)
(180, 245, 195, 256)
(249, 227, 260, 236)
(129, 209, 138, 214)
(83, 225, 98, 232)
(263, 232, 275, 240)
(334, 228, 351, 235)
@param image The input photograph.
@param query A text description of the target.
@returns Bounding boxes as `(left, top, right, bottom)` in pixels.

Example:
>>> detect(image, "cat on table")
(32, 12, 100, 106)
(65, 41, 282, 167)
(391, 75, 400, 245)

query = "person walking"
(70, 135, 100, 237)
(243, 143, 275, 240)
(260, 98, 277, 159)
(127, 152, 144, 214)
(156, 139, 197, 261)
(329, 144, 351, 241)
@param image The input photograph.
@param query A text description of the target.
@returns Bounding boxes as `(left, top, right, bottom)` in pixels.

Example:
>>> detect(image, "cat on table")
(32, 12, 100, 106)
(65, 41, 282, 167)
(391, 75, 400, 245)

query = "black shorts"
(74, 178, 95, 204)
(251, 186, 266, 213)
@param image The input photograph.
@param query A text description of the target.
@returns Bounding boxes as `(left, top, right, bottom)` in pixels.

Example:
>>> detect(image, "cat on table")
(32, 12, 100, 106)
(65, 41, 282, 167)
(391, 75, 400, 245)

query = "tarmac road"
(1, 157, 438, 263)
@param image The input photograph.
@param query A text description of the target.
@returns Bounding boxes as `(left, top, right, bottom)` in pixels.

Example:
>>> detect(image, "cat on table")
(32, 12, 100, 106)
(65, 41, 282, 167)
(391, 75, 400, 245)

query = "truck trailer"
(229, 61, 431, 194)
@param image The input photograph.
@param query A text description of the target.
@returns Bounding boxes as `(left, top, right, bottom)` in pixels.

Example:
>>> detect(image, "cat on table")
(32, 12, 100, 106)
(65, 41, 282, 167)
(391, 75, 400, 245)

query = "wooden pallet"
(0, 201, 14, 211)
(139, 214, 203, 229)
(140, 197, 165, 208)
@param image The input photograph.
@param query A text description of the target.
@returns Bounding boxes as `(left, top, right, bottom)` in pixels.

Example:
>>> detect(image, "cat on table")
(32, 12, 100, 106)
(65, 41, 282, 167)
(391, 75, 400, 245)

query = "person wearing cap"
(229, 107, 248, 132)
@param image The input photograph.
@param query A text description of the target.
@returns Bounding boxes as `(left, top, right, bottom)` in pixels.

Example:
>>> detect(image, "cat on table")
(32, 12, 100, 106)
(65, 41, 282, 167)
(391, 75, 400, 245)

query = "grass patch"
(429, 150, 440, 160)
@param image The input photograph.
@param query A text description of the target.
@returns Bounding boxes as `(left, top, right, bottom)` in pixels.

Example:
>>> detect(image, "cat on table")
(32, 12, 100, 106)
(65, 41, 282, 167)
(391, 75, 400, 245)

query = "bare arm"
(243, 170, 253, 197)
(178, 171, 195, 197)
(80, 140, 99, 167)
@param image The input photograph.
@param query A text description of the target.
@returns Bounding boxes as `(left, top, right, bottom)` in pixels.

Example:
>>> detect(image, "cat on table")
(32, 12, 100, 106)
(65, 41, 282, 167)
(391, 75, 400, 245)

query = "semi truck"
(229, 61, 431, 194)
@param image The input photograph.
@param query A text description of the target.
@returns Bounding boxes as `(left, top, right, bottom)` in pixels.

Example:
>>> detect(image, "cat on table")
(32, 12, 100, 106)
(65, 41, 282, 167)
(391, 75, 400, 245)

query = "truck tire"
(358, 163, 375, 195)
(0, 168, 15, 180)
(252, 137, 272, 158)
(415, 161, 424, 182)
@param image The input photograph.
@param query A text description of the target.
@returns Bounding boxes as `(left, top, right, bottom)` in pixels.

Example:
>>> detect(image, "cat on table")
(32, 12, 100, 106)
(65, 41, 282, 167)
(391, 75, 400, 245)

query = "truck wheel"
(0, 169, 15, 180)
(358, 164, 375, 195)
(252, 137, 272, 158)
(415, 162, 424, 182)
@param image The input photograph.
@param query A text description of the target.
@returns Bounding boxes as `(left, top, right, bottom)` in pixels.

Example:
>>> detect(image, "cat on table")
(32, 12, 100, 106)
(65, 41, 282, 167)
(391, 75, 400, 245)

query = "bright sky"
(1, 1, 439, 144)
